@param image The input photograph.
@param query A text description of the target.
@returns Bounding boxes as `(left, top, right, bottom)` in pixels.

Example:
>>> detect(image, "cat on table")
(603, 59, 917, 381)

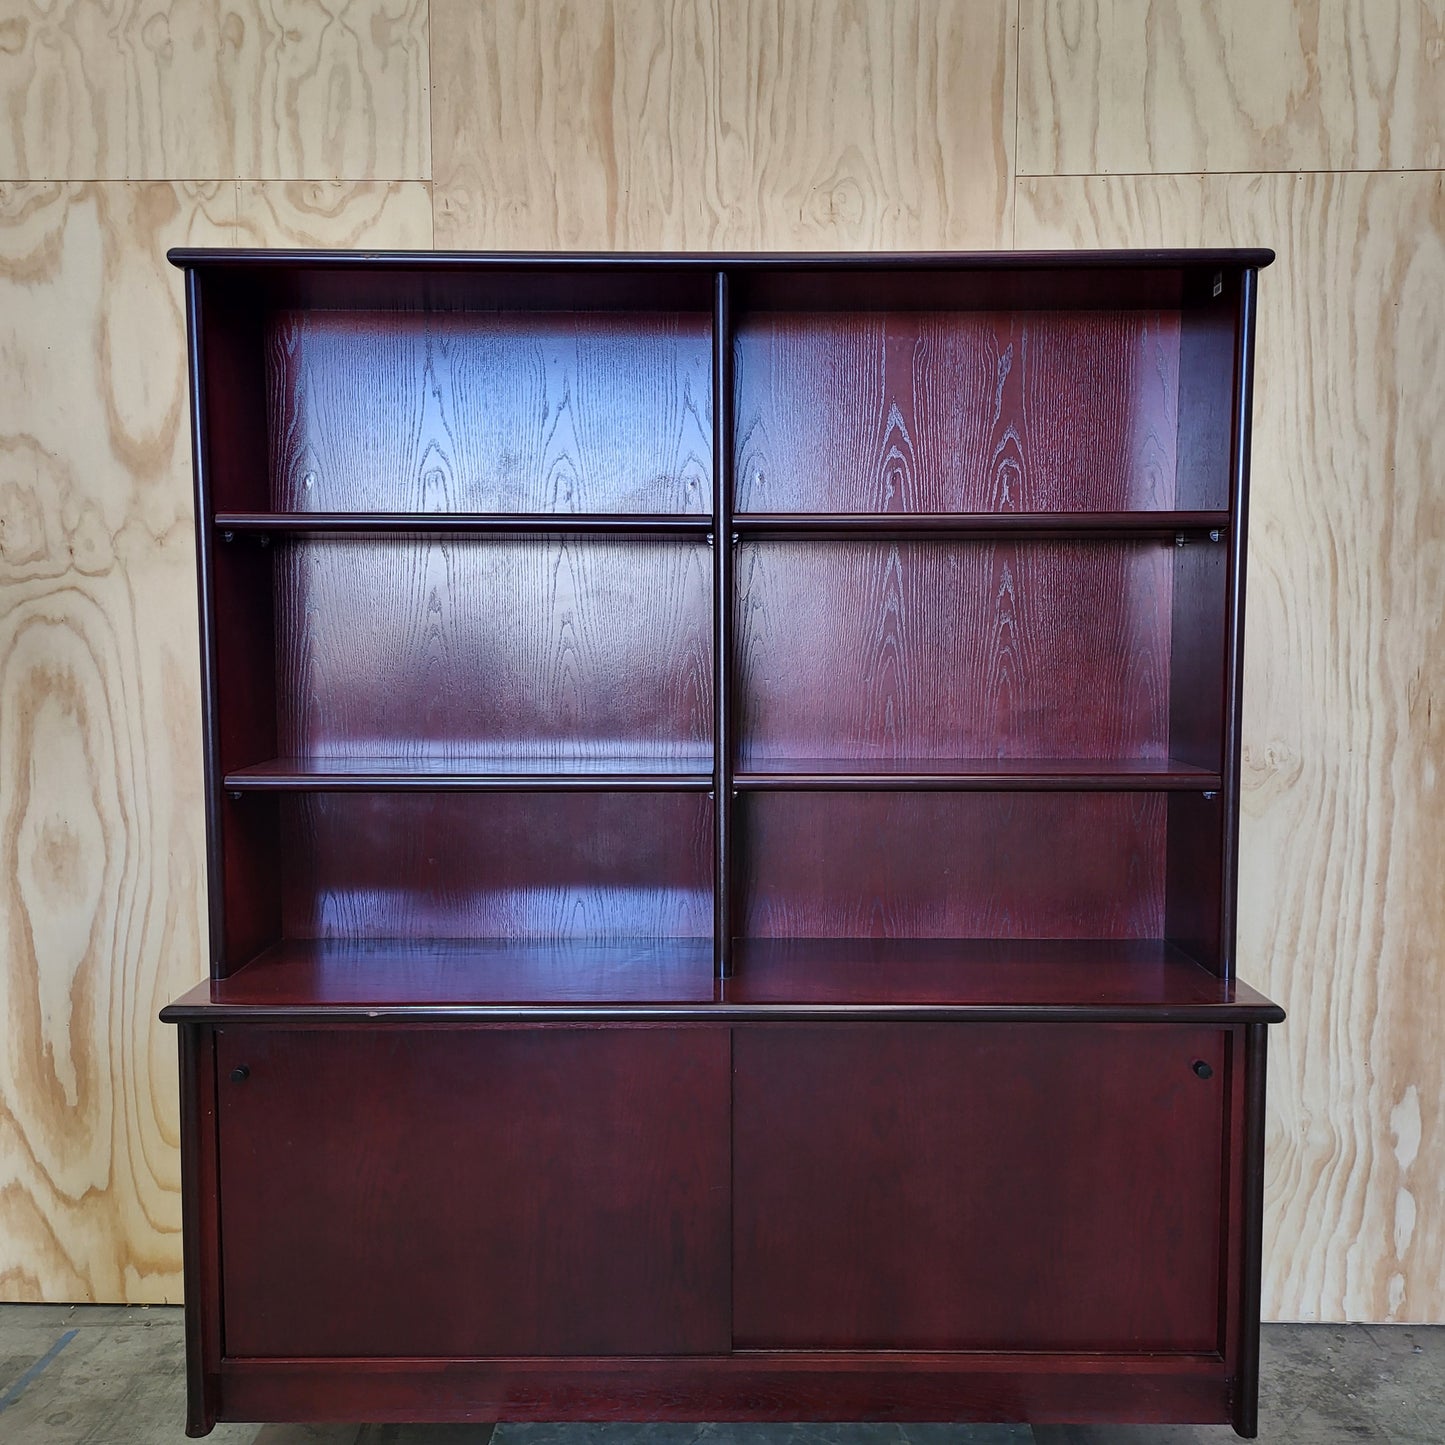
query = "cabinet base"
(197, 1353, 1254, 1438)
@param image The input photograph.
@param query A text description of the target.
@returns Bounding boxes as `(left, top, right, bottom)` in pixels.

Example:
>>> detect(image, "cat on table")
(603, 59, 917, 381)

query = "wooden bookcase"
(162, 249, 1284, 1438)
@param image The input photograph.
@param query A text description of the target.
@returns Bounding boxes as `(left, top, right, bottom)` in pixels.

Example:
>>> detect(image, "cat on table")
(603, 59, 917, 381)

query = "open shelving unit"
(164, 249, 1282, 1439)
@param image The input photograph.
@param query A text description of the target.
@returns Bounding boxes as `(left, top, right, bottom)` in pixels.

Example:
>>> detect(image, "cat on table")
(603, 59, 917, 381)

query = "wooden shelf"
(161, 937, 1281, 1024)
(732, 512, 1229, 540)
(733, 758, 1222, 791)
(225, 756, 715, 793)
(215, 511, 712, 536)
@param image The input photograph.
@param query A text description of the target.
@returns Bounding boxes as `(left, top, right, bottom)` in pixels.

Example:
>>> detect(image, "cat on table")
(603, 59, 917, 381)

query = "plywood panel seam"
(1019, 168, 1445, 181)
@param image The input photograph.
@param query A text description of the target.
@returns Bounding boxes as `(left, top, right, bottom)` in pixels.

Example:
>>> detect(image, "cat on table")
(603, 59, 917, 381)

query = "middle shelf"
(223, 755, 1222, 793)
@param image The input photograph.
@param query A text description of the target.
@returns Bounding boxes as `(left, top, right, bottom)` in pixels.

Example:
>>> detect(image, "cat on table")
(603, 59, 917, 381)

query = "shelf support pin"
(1209, 529, 1223, 543)
(222, 530, 235, 544)
(1203, 790, 1219, 801)
(706, 531, 714, 546)
(229, 790, 243, 802)
(1174, 532, 1187, 548)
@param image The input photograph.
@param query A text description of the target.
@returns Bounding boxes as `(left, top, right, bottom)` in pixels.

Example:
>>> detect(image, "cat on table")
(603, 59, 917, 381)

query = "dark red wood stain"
(734, 310, 1180, 513)
(167, 249, 1280, 1438)
(160, 937, 1283, 1021)
(733, 1023, 1227, 1351)
(269, 310, 713, 514)
(218, 1027, 731, 1356)
(739, 791, 1166, 939)
(275, 536, 712, 763)
(279, 791, 712, 941)
(736, 539, 1174, 762)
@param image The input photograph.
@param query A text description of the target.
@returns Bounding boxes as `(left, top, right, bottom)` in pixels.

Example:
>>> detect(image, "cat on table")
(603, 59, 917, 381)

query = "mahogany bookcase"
(162, 248, 1284, 1438)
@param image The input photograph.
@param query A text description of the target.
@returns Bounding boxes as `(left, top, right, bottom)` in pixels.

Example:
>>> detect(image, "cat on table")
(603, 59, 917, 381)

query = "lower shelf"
(161, 937, 1282, 1022)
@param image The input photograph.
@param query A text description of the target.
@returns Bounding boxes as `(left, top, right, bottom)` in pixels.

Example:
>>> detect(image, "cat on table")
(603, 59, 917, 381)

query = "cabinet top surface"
(168, 246, 1275, 272)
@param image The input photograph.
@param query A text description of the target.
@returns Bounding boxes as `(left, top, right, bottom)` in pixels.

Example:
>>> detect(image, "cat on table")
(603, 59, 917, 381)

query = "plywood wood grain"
(0, 0, 431, 181)
(714, 0, 1014, 250)
(0, 183, 226, 1303)
(431, 0, 723, 250)
(1018, 0, 1445, 177)
(431, 0, 1014, 250)
(1019, 171, 1445, 1326)
(237, 181, 433, 248)
(0, 180, 437, 1305)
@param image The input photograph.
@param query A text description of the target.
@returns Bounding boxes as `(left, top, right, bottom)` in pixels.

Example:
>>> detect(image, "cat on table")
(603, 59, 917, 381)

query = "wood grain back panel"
(280, 791, 712, 942)
(268, 309, 713, 514)
(274, 536, 712, 760)
(739, 791, 1167, 940)
(736, 540, 1175, 762)
(735, 310, 1181, 513)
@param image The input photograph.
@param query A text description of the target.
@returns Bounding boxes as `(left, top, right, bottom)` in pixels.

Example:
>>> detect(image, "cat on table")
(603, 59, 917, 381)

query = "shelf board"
(224, 756, 715, 793)
(722, 939, 1282, 1019)
(732, 511, 1230, 541)
(161, 938, 1283, 1024)
(214, 511, 712, 537)
(733, 758, 1222, 791)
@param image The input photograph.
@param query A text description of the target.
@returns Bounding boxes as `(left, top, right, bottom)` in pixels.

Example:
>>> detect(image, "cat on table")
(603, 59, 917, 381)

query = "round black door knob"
(230, 1065, 250, 1083)
(1192, 1060, 1214, 1080)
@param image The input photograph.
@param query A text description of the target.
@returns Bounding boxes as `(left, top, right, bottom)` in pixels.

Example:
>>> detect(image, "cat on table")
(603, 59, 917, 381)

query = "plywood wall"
(1, 0, 1440, 1324)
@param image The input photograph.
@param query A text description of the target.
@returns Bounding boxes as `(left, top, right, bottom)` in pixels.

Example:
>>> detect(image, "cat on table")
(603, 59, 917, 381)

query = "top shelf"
(733, 512, 1229, 540)
(214, 511, 1230, 540)
(215, 511, 713, 536)
(173, 246, 1272, 317)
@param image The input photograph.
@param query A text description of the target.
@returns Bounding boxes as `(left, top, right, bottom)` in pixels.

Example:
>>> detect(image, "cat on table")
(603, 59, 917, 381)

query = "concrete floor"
(0, 1308, 1440, 1445)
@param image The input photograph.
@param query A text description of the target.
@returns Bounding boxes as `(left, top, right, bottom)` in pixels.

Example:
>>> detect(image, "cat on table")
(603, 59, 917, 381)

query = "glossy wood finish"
(215, 1351, 1233, 1425)
(733, 511, 1228, 538)
(272, 537, 711, 765)
(734, 1023, 1228, 1350)
(740, 792, 1167, 942)
(734, 309, 1181, 513)
(160, 938, 1285, 1022)
(176, 1027, 221, 1438)
(217, 1027, 730, 1357)
(267, 309, 712, 516)
(225, 756, 713, 791)
(278, 791, 712, 942)
(216, 512, 713, 536)
(735, 540, 1179, 764)
(734, 757, 1220, 790)
(164, 248, 1281, 1438)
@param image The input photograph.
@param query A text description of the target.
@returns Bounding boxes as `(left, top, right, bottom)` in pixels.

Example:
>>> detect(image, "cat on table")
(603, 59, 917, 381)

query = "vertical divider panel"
(713, 272, 735, 978)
